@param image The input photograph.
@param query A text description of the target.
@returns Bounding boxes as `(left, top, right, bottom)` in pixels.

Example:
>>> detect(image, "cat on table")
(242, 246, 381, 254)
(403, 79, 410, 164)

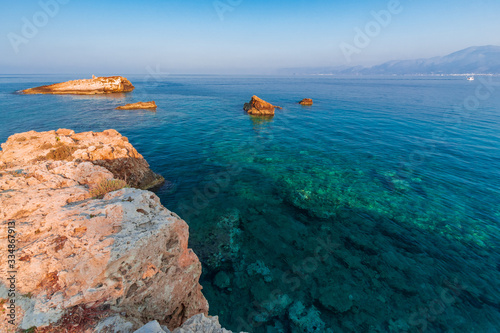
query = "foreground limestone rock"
(116, 101, 158, 110)
(21, 76, 135, 95)
(299, 98, 313, 106)
(0, 131, 209, 332)
(0, 129, 164, 190)
(243, 96, 282, 116)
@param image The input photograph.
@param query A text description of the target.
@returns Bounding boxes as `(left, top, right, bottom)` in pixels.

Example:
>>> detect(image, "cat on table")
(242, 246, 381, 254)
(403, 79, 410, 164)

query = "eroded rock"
(172, 314, 234, 333)
(0, 129, 164, 190)
(299, 98, 313, 106)
(243, 96, 282, 116)
(21, 76, 135, 95)
(0, 131, 207, 332)
(116, 101, 157, 110)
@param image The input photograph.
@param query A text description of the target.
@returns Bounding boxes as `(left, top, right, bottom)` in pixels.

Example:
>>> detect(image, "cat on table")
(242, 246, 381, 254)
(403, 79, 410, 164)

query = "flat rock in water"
(116, 101, 157, 110)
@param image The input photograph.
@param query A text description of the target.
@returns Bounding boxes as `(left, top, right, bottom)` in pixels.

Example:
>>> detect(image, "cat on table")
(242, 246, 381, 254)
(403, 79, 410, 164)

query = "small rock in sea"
(116, 101, 157, 110)
(243, 95, 282, 116)
(299, 98, 313, 105)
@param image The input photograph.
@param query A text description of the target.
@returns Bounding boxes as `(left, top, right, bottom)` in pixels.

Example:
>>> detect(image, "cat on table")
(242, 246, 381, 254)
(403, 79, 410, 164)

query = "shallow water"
(1, 74, 500, 332)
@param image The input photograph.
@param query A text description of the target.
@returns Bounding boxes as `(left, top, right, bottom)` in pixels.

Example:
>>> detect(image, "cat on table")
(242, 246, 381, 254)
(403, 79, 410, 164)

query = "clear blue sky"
(1, 0, 499, 74)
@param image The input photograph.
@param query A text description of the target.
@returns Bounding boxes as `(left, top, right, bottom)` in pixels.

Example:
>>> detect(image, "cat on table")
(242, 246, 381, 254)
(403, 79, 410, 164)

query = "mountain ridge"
(279, 45, 500, 75)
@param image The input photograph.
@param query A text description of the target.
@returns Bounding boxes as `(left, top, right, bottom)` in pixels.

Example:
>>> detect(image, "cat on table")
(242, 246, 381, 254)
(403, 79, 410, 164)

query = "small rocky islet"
(243, 95, 282, 116)
(21, 76, 311, 115)
(21, 75, 135, 95)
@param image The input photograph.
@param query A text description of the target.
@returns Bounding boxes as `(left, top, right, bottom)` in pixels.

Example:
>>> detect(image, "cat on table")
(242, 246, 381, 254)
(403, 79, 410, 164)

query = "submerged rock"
(247, 260, 273, 282)
(243, 95, 282, 116)
(288, 301, 328, 333)
(214, 271, 232, 290)
(194, 208, 242, 270)
(299, 98, 313, 105)
(317, 284, 354, 313)
(21, 75, 135, 95)
(116, 101, 158, 110)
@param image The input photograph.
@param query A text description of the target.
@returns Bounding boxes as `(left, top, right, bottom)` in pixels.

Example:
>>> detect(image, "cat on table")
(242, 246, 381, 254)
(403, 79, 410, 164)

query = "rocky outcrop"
(0, 130, 210, 332)
(21, 76, 135, 95)
(116, 101, 157, 110)
(299, 98, 313, 106)
(243, 96, 282, 116)
(0, 129, 164, 190)
(95, 314, 237, 333)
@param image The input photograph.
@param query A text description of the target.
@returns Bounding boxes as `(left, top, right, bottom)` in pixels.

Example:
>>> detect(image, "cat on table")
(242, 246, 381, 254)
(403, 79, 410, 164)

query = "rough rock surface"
(0, 129, 164, 190)
(95, 313, 241, 333)
(299, 98, 313, 105)
(21, 76, 135, 95)
(0, 130, 210, 332)
(133, 320, 166, 333)
(243, 96, 282, 116)
(172, 314, 235, 333)
(116, 101, 157, 110)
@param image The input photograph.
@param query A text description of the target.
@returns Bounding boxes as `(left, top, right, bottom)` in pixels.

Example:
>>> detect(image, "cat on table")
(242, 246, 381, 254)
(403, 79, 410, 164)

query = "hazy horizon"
(1, 0, 500, 75)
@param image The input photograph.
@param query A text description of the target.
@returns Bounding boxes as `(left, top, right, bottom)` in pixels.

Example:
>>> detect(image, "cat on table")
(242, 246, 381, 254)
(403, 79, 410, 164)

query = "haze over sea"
(1, 74, 500, 332)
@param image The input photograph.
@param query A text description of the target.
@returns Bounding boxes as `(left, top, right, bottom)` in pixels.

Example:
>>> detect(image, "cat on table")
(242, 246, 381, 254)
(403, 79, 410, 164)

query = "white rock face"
(93, 315, 136, 333)
(172, 314, 236, 333)
(133, 320, 169, 333)
(131, 314, 243, 333)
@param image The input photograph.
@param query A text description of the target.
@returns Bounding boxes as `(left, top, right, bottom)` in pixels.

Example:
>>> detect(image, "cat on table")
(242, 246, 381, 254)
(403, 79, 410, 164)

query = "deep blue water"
(1, 74, 500, 332)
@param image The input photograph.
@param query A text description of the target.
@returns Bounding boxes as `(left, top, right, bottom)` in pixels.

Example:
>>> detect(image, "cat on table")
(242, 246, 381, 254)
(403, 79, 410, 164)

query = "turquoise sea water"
(1, 75, 500, 332)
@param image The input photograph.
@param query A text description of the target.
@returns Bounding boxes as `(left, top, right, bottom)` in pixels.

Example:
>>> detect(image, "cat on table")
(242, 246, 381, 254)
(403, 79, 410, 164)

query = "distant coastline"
(304, 73, 500, 77)
(279, 45, 500, 76)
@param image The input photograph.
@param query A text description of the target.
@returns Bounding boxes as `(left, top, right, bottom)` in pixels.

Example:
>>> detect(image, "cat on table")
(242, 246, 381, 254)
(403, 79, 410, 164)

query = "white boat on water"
(467, 76, 475, 81)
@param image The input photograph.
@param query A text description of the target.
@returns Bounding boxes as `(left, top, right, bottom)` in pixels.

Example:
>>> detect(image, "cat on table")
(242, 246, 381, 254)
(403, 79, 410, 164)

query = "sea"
(1, 74, 500, 332)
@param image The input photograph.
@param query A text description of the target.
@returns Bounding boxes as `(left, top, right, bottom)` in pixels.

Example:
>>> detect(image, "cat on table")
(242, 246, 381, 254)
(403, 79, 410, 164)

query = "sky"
(0, 0, 499, 74)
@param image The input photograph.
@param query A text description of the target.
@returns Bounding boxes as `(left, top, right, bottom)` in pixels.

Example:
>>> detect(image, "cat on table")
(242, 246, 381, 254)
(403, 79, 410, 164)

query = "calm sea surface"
(1, 75, 500, 332)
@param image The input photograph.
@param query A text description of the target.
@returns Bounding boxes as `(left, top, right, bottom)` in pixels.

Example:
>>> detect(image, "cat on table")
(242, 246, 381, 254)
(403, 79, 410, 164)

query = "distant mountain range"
(280, 45, 500, 75)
